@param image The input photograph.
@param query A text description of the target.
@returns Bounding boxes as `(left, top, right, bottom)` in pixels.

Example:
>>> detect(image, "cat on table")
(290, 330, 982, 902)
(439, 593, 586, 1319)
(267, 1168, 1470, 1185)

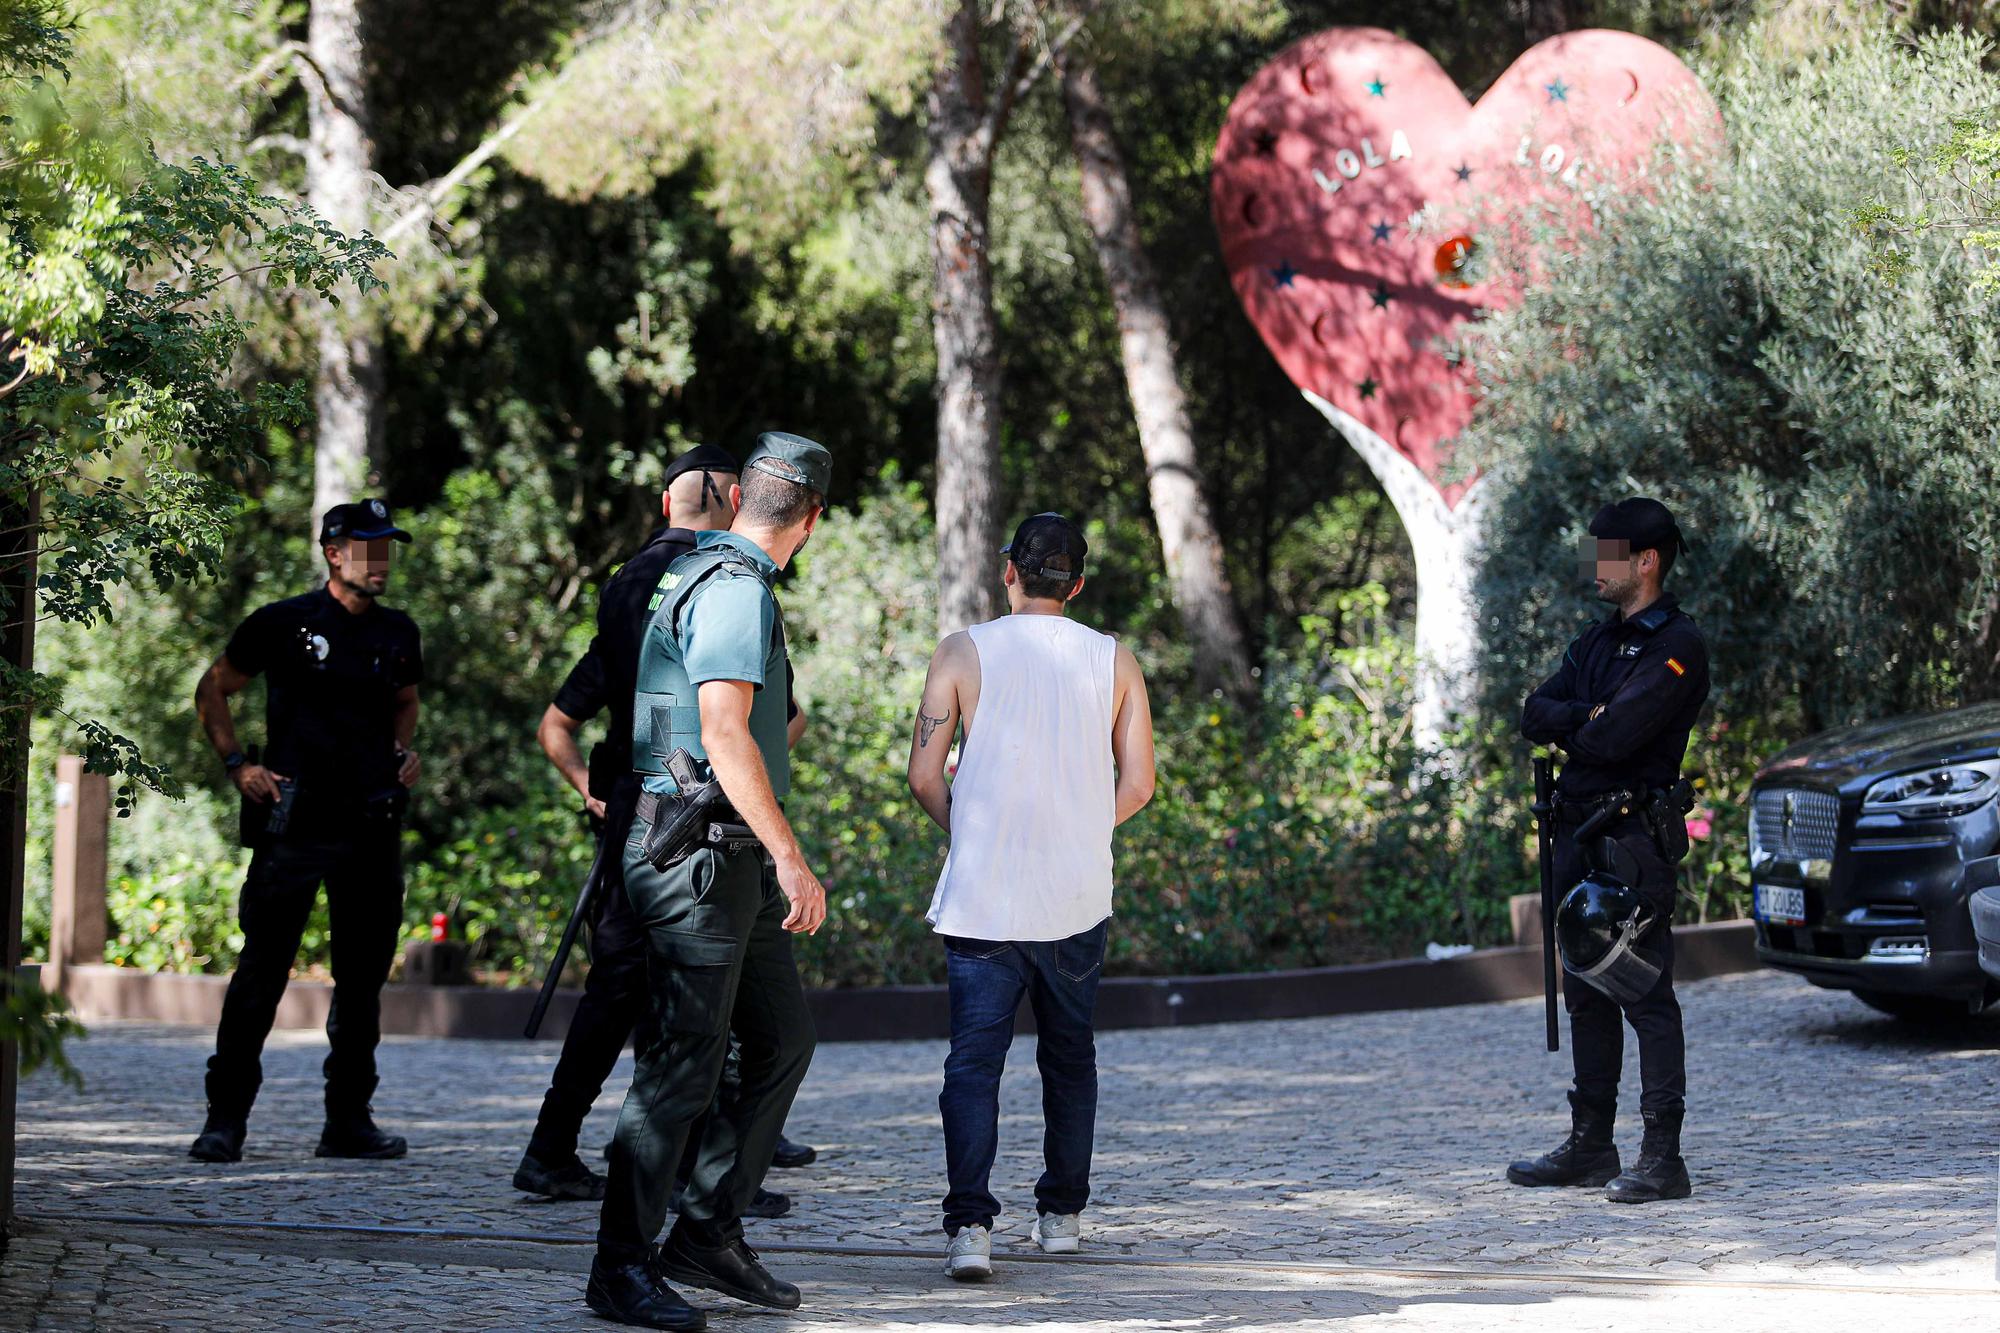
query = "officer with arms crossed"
(521, 443, 814, 1205)
(907, 512, 1156, 1281)
(586, 433, 830, 1331)
(1510, 497, 1710, 1204)
(189, 500, 423, 1164)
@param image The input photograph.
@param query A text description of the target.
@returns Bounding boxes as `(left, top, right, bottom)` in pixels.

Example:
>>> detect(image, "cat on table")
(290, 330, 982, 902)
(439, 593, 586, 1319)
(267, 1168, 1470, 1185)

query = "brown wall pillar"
(48, 755, 110, 991)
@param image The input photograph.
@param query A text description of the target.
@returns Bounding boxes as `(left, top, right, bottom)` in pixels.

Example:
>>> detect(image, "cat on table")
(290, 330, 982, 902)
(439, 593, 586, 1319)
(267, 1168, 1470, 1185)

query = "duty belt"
(635, 790, 763, 854)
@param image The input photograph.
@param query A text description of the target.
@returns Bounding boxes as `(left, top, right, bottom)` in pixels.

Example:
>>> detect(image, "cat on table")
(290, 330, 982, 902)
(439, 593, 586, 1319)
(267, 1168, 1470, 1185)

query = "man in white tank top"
(906, 513, 1156, 1281)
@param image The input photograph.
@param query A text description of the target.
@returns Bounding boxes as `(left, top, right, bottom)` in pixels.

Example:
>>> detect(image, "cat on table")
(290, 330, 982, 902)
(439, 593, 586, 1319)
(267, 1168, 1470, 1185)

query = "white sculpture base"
(1303, 390, 1485, 757)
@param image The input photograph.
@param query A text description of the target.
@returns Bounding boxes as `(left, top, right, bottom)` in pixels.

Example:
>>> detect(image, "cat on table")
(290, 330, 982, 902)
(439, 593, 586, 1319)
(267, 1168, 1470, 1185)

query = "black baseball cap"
(320, 499, 412, 546)
(662, 443, 739, 488)
(1588, 497, 1687, 557)
(1001, 512, 1088, 581)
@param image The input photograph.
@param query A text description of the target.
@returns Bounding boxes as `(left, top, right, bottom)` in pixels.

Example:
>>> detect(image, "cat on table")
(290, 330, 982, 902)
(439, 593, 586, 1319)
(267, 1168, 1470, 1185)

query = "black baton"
(525, 830, 608, 1039)
(1532, 755, 1560, 1053)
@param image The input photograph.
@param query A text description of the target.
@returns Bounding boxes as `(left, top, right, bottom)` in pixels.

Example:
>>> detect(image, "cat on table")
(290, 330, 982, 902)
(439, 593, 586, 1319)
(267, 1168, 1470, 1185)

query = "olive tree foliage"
(1464, 30, 2000, 734)
(0, 1, 386, 802)
(501, 0, 942, 242)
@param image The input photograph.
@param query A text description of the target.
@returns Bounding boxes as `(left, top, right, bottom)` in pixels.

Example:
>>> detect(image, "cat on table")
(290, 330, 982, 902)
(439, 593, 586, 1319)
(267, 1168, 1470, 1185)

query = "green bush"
(402, 774, 596, 984)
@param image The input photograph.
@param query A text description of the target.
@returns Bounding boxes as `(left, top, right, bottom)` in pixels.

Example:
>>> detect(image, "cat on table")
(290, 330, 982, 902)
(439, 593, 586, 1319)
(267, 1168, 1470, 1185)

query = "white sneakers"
(945, 1225, 992, 1281)
(1030, 1212, 1081, 1254)
(945, 1216, 1083, 1278)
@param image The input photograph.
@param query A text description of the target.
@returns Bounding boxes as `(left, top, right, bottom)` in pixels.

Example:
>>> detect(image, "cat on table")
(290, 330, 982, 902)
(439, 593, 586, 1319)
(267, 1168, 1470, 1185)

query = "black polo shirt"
(224, 586, 423, 804)
(553, 525, 797, 804)
(554, 526, 697, 800)
(1521, 592, 1710, 799)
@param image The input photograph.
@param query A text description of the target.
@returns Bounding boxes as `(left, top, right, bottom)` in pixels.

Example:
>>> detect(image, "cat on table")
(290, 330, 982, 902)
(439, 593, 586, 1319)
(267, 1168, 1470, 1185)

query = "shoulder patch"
(1666, 657, 1686, 677)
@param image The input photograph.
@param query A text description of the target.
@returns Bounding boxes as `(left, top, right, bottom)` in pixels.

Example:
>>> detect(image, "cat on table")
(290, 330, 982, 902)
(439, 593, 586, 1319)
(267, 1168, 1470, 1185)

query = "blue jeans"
(939, 920, 1108, 1234)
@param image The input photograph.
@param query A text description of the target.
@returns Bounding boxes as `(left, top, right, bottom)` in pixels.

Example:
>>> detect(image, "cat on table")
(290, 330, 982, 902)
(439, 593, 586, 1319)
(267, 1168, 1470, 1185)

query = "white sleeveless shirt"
(926, 614, 1118, 942)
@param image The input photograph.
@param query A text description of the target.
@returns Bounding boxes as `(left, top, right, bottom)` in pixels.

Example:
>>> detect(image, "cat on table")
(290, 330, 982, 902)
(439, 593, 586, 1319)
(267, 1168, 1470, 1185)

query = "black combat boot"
(770, 1133, 816, 1169)
(1604, 1108, 1691, 1203)
(189, 1115, 246, 1163)
(657, 1224, 802, 1311)
(585, 1250, 706, 1331)
(316, 1106, 408, 1159)
(513, 1149, 606, 1200)
(1506, 1091, 1620, 1187)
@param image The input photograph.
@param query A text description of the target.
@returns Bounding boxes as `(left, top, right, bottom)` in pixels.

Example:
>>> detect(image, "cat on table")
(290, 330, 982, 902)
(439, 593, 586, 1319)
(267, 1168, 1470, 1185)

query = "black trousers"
(524, 825, 775, 1172)
(1554, 812, 1687, 1119)
(526, 845, 648, 1163)
(597, 838, 814, 1262)
(205, 821, 404, 1121)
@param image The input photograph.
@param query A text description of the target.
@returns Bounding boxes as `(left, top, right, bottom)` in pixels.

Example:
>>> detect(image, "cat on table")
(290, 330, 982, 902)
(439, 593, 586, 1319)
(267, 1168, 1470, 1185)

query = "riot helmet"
(1556, 871, 1663, 1005)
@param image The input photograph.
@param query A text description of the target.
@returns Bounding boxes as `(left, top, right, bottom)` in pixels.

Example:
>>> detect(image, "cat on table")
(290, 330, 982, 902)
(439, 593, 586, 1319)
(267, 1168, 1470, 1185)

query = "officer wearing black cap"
(188, 499, 423, 1165)
(1509, 497, 1710, 1204)
(587, 432, 832, 1330)
(517, 443, 814, 1206)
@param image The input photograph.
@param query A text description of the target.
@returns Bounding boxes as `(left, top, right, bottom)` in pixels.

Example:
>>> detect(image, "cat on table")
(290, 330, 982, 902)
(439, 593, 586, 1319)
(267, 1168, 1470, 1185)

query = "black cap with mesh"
(1001, 512, 1088, 582)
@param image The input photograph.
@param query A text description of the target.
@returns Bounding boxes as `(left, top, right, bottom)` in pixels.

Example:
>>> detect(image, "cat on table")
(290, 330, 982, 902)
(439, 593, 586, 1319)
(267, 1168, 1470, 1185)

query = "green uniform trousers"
(596, 832, 815, 1260)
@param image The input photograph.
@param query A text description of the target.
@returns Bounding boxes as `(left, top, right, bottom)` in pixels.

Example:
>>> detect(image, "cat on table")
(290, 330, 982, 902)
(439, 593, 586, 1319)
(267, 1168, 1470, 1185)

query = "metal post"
(48, 755, 110, 991)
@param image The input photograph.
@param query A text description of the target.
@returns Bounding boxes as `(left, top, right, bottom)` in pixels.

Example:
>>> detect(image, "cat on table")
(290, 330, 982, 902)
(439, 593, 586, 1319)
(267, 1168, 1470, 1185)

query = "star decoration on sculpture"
(1252, 129, 1278, 157)
(1369, 220, 1392, 243)
(1366, 76, 1387, 98)
(1269, 260, 1297, 288)
(1357, 377, 1378, 400)
(1370, 283, 1393, 309)
(1545, 77, 1569, 103)
(1453, 163, 1473, 183)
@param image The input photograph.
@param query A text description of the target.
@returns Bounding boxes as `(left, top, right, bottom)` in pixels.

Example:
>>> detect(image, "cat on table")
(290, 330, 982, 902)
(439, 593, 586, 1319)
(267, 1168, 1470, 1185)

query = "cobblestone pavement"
(3, 1214, 1995, 1332)
(8, 968, 2000, 1328)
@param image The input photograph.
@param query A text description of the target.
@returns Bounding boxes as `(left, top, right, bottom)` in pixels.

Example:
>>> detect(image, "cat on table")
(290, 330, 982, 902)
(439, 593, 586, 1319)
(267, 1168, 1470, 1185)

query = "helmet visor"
(1566, 936, 1663, 1005)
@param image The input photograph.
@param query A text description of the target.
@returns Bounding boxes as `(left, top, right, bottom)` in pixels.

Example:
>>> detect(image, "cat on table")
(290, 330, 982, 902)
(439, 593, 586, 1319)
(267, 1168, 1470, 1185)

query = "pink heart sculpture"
(1211, 28, 1720, 509)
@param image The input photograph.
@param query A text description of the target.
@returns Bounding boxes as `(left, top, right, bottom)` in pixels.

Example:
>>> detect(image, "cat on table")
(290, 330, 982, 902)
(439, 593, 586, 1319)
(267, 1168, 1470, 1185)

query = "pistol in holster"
(638, 749, 759, 872)
(1643, 777, 1698, 865)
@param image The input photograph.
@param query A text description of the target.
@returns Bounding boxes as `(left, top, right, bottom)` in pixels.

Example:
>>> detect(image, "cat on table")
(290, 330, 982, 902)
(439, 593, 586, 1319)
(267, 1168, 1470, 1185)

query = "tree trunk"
(0, 490, 37, 1230)
(924, 0, 1005, 635)
(1059, 49, 1254, 702)
(306, 0, 382, 531)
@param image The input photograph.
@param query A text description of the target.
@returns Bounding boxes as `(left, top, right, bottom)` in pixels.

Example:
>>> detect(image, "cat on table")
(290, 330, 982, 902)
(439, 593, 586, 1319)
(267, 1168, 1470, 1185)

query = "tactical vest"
(630, 544, 789, 795)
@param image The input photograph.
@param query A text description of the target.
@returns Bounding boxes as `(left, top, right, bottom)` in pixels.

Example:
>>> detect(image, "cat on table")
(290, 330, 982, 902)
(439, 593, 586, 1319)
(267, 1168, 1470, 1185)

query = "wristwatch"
(223, 751, 246, 773)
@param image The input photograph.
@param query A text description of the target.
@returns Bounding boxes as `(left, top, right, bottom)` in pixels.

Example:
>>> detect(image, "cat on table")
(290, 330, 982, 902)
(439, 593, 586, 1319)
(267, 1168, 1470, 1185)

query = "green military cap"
(744, 431, 832, 499)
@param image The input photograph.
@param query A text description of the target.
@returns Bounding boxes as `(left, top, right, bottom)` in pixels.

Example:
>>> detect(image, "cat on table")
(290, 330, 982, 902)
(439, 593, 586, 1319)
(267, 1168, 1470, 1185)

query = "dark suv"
(1750, 702, 2000, 1021)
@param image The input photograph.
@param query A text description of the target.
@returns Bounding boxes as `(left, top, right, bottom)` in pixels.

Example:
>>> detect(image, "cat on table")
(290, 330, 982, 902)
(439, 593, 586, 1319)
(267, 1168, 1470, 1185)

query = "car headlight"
(1862, 759, 2000, 819)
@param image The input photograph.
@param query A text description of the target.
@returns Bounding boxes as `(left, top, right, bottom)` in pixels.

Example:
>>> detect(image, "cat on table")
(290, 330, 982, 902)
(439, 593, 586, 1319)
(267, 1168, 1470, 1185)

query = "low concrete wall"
(44, 920, 1759, 1043)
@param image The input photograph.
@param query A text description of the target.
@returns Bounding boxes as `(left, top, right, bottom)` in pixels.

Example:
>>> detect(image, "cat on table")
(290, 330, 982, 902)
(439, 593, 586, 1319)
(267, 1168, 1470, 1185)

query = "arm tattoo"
(917, 708, 949, 748)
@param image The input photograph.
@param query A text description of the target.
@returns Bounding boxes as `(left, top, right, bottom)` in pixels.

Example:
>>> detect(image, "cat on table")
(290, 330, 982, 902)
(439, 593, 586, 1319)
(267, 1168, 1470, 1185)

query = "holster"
(1644, 778, 1698, 865)
(637, 786, 740, 871)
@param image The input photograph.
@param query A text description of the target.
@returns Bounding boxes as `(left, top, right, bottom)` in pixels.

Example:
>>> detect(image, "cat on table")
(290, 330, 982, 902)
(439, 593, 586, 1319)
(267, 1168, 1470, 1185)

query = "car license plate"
(1755, 884, 1807, 926)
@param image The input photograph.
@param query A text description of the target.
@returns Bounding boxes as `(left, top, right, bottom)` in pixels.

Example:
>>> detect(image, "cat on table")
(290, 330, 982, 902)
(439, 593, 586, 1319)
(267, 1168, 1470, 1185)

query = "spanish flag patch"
(1666, 657, 1686, 677)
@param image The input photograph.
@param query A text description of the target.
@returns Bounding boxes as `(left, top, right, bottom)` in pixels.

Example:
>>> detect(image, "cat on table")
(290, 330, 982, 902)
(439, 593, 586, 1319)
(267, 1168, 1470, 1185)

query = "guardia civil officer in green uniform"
(586, 432, 831, 1332)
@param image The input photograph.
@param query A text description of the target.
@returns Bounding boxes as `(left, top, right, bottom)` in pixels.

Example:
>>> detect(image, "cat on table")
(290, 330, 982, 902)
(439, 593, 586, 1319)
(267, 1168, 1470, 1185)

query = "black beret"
(1588, 497, 1687, 556)
(662, 443, 740, 488)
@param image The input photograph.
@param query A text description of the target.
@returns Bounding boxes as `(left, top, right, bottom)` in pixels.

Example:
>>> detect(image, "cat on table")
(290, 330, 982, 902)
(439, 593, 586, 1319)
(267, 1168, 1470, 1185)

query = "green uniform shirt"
(636, 530, 792, 799)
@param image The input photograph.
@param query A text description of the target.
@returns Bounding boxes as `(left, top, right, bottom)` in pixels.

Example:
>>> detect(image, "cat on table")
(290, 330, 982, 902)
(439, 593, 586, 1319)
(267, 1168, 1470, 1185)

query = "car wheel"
(1853, 987, 1998, 1024)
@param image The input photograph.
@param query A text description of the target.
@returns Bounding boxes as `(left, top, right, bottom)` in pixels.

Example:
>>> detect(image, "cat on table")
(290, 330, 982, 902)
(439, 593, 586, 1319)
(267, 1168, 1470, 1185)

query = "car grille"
(1751, 787, 1840, 864)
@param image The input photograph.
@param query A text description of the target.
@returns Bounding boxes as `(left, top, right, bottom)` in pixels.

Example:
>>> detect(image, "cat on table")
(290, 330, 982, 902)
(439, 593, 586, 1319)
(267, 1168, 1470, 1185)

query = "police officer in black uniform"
(516, 444, 815, 1205)
(1509, 497, 1710, 1204)
(189, 500, 423, 1164)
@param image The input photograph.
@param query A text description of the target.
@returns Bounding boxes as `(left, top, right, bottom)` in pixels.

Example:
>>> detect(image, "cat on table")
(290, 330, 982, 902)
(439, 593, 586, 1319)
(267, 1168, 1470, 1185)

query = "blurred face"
(329, 537, 394, 597)
(1577, 535, 1651, 605)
